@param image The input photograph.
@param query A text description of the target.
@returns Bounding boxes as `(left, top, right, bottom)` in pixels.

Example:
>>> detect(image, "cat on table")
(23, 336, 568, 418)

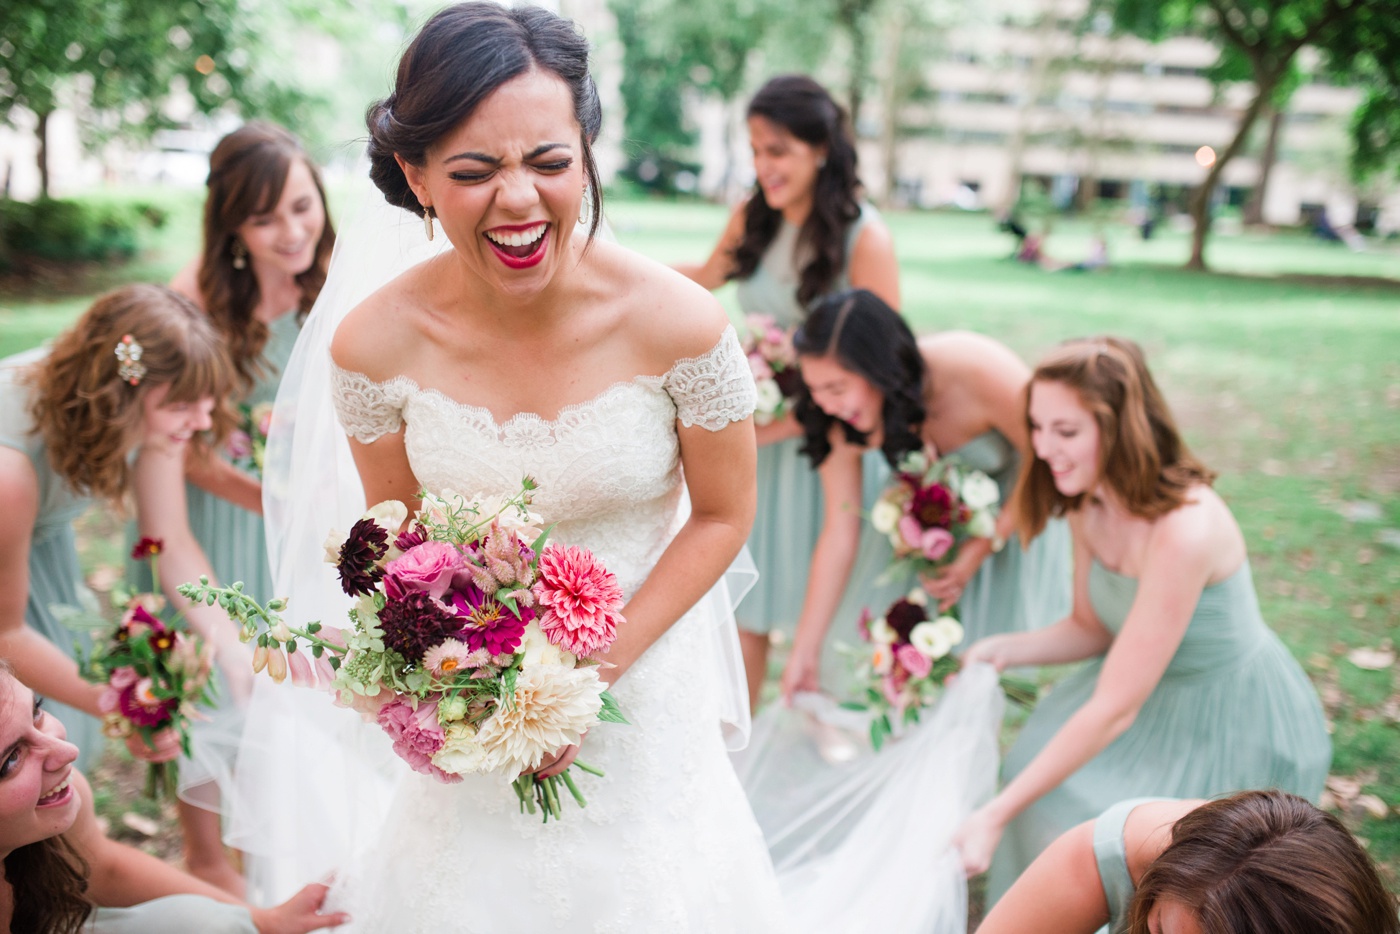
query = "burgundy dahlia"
(377, 591, 461, 663)
(885, 597, 929, 643)
(338, 518, 389, 596)
(395, 523, 428, 552)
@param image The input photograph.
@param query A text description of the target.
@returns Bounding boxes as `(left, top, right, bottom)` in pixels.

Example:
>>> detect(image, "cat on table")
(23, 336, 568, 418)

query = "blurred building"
(862, 7, 1386, 230)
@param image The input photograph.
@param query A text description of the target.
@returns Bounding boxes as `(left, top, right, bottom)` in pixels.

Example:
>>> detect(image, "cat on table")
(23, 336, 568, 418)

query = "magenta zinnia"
(532, 543, 624, 658)
(451, 584, 530, 656)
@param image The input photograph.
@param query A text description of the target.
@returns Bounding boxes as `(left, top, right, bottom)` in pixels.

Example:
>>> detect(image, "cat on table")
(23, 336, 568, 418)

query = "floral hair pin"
(115, 334, 147, 386)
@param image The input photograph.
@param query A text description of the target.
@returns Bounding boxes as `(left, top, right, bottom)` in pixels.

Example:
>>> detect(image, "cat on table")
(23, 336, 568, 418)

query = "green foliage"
(0, 195, 165, 268)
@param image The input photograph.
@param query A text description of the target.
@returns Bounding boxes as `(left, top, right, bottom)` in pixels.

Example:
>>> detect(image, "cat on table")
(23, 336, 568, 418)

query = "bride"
(235, 3, 788, 930)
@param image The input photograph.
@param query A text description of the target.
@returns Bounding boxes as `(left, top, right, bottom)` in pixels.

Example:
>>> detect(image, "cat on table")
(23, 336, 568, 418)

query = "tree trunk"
(877, 1, 907, 208)
(1187, 79, 1273, 270)
(1242, 105, 1283, 226)
(37, 110, 51, 199)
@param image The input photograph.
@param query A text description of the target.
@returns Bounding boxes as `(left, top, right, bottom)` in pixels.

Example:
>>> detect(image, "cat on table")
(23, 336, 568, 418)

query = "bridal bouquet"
(869, 449, 1001, 578)
(180, 479, 628, 822)
(845, 589, 963, 750)
(226, 401, 274, 477)
(741, 314, 802, 425)
(80, 537, 218, 798)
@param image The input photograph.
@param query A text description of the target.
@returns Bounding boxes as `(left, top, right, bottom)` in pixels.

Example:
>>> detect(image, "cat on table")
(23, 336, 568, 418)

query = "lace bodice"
(329, 326, 755, 593)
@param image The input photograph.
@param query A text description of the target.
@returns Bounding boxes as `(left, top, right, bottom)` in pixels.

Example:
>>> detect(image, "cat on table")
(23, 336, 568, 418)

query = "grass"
(4, 192, 1397, 892)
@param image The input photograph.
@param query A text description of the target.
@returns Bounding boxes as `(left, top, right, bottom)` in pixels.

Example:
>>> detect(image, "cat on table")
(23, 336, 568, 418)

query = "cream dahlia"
(474, 665, 604, 772)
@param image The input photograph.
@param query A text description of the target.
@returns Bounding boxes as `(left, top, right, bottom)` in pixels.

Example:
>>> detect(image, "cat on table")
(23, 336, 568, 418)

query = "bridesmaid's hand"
(779, 648, 821, 706)
(248, 881, 351, 934)
(961, 634, 1014, 672)
(952, 804, 1006, 877)
(125, 727, 182, 763)
(920, 540, 990, 612)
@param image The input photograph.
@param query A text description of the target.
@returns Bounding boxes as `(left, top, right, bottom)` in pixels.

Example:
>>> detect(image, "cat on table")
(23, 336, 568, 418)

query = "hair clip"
(115, 334, 147, 386)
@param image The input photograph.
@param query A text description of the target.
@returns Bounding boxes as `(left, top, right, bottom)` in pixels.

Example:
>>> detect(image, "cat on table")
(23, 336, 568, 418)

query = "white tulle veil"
(229, 167, 758, 904)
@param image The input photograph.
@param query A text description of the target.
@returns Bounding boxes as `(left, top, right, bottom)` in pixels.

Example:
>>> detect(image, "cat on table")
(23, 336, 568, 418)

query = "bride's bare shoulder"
(330, 261, 435, 380)
(587, 239, 733, 370)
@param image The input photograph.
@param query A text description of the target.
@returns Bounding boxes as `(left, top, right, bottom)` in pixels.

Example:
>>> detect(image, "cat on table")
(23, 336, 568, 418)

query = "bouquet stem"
(144, 761, 177, 800)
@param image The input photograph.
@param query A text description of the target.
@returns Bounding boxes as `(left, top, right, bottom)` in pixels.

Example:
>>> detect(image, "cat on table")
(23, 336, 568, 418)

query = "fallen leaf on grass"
(1339, 501, 1383, 523)
(120, 812, 159, 837)
(1377, 529, 1400, 550)
(1356, 794, 1390, 820)
(1327, 775, 1363, 802)
(1347, 647, 1396, 671)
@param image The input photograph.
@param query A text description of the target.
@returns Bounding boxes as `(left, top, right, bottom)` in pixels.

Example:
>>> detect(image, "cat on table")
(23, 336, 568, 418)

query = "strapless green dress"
(943, 430, 1070, 642)
(987, 558, 1330, 902)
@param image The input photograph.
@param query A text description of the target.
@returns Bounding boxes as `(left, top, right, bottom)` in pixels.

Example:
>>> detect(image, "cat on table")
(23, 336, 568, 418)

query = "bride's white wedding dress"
(320, 327, 789, 932)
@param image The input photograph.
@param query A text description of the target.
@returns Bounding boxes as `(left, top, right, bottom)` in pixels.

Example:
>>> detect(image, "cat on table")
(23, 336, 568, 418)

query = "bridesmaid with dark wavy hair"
(679, 75, 900, 710)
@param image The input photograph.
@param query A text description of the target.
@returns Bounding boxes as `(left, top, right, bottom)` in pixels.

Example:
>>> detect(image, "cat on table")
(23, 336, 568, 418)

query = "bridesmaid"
(953, 337, 1330, 902)
(0, 284, 247, 775)
(979, 791, 1397, 934)
(157, 121, 332, 898)
(782, 289, 1070, 700)
(677, 75, 899, 709)
(168, 121, 334, 601)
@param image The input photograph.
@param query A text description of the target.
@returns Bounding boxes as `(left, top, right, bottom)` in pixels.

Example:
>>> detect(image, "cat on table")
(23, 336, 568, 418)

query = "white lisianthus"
(868, 616, 898, 645)
(905, 587, 929, 607)
(960, 472, 1001, 510)
(966, 509, 997, 540)
(365, 499, 408, 538)
(909, 621, 954, 659)
(870, 499, 902, 536)
(433, 721, 501, 775)
(931, 615, 965, 648)
(518, 621, 576, 669)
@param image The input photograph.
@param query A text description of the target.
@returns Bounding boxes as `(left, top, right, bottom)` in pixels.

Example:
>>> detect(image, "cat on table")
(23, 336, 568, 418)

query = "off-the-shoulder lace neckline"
(332, 324, 737, 431)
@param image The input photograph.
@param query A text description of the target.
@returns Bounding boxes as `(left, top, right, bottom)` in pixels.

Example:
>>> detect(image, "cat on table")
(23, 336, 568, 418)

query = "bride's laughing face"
(398, 69, 587, 301)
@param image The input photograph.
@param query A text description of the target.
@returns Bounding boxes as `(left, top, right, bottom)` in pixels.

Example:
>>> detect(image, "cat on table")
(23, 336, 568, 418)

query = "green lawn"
(3, 192, 1397, 889)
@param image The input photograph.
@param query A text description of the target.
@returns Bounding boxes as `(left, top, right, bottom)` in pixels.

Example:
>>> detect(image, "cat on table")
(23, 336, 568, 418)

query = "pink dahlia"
(532, 544, 624, 658)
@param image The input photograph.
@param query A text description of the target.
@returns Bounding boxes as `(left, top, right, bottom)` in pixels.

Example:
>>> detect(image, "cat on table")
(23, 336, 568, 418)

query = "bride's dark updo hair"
(365, 2, 604, 237)
(793, 288, 926, 468)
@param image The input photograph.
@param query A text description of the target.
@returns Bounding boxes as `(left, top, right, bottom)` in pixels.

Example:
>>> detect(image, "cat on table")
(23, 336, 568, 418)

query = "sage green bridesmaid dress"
(734, 204, 878, 638)
(987, 559, 1331, 902)
(944, 430, 1070, 643)
(0, 349, 102, 770)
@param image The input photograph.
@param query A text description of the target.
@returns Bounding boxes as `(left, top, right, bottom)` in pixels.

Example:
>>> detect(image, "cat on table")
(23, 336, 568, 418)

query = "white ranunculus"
(518, 621, 576, 669)
(931, 615, 965, 648)
(906, 587, 929, 607)
(909, 622, 953, 659)
(966, 509, 997, 539)
(870, 499, 902, 535)
(322, 528, 346, 565)
(754, 380, 784, 421)
(867, 616, 898, 645)
(960, 472, 1001, 510)
(433, 721, 500, 776)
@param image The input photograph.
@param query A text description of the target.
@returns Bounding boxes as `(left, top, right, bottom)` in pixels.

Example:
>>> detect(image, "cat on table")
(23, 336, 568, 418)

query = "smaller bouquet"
(740, 314, 803, 425)
(869, 449, 1001, 578)
(226, 401, 274, 477)
(181, 479, 629, 822)
(81, 537, 218, 798)
(845, 589, 963, 750)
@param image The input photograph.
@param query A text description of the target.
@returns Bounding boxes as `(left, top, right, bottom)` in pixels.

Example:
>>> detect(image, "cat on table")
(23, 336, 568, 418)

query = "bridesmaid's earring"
(578, 188, 592, 228)
(423, 206, 435, 242)
(231, 239, 247, 270)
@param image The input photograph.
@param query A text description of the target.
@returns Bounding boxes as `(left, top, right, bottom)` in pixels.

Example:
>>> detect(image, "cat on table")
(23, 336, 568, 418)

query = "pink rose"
(384, 541, 462, 602)
(881, 669, 910, 712)
(898, 515, 925, 550)
(226, 429, 253, 459)
(896, 643, 932, 679)
(918, 527, 955, 562)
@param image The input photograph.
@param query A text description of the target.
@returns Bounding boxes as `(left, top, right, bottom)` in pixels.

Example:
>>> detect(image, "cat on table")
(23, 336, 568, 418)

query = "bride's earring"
(577, 188, 592, 228)
(423, 206, 435, 242)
